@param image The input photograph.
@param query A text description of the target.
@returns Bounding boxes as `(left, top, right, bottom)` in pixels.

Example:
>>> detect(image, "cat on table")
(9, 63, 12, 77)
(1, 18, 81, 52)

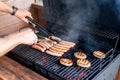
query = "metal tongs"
(26, 16, 51, 37)
(26, 16, 62, 42)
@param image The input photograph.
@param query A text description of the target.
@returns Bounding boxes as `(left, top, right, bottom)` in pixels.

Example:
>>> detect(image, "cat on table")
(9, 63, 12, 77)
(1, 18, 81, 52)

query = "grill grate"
(81, 27, 119, 39)
(10, 43, 119, 80)
(9, 28, 120, 80)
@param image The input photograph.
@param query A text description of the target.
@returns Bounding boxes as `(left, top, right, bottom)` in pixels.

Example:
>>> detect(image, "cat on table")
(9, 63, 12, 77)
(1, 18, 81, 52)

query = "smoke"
(58, 0, 100, 42)
(57, 0, 120, 41)
(115, 0, 120, 21)
(46, 0, 119, 45)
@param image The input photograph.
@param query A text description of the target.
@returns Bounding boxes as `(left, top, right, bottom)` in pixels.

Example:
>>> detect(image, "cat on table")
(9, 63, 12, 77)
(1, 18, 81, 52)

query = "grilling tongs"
(26, 16, 62, 42)
(26, 16, 51, 37)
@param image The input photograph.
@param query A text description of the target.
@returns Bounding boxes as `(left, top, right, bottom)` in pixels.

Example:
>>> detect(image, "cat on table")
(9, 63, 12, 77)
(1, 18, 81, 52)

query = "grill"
(8, 27, 120, 80)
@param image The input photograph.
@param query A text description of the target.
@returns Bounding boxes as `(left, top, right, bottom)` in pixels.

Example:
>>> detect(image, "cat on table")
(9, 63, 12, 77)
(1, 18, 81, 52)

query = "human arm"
(0, 28, 38, 57)
(0, 2, 13, 13)
(0, 2, 32, 23)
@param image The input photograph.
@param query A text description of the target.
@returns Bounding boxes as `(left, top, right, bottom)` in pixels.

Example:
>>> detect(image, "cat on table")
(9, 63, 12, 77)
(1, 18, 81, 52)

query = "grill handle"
(25, 16, 50, 37)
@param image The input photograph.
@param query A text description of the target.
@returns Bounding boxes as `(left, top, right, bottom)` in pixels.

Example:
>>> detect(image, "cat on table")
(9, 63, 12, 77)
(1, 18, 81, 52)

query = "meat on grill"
(32, 36, 76, 57)
(46, 50, 63, 56)
(49, 36, 62, 42)
(74, 52, 87, 59)
(60, 40, 76, 45)
(93, 51, 105, 59)
(50, 46, 68, 52)
(60, 58, 73, 66)
(77, 59, 91, 68)
(54, 44, 72, 49)
(59, 41, 75, 47)
(36, 42, 47, 50)
(49, 48, 64, 55)
(52, 45, 69, 51)
(32, 44, 45, 52)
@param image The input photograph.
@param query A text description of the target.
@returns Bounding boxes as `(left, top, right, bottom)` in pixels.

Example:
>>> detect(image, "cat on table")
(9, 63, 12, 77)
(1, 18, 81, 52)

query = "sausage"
(45, 40, 54, 47)
(50, 47, 67, 52)
(32, 45, 45, 52)
(55, 44, 71, 48)
(59, 43, 74, 47)
(53, 45, 69, 51)
(49, 48, 64, 55)
(37, 42, 49, 49)
(60, 58, 73, 66)
(93, 51, 105, 59)
(60, 40, 75, 45)
(49, 36, 62, 42)
(59, 40, 76, 47)
(77, 59, 91, 68)
(74, 52, 87, 59)
(46, 50, 62, 57)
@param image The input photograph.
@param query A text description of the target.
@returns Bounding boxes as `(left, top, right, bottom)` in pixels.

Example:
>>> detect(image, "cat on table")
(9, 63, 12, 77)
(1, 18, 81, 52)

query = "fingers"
(32, 32, 38, 44)
(22, 14, 32, 23)
(13, 27, 38, 45)
(29, 29, 38, 45)
(15, 9, 33, 23)
(19, 27, 31, 32)
(24, 11, 33, 23)
(29, 14, 33, 19)
(23, 18, 29, 23)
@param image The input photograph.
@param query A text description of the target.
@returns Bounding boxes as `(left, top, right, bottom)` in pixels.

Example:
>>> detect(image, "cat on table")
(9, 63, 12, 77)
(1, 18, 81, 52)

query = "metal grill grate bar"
(10, 27, 119, 80)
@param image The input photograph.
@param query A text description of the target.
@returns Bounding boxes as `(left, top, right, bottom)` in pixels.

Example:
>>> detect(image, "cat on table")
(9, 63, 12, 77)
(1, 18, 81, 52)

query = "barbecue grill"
(7, 0, 120, 80)
(7, 26, 120, 80)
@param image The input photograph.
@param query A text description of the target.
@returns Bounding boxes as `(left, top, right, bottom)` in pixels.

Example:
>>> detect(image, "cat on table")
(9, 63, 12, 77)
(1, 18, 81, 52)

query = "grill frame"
(8, 45, 119, 80)
(7, 28, 120, 80)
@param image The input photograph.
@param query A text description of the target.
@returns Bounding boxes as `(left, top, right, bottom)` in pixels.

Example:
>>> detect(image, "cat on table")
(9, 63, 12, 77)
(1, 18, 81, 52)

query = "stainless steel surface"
(93, 53, 120, 80)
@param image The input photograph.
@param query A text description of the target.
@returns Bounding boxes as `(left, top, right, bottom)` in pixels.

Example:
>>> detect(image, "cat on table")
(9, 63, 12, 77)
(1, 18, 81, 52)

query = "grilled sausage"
(74, 52, 87, 59)
(55, 44, 71, 48)
(50, 46, 68, 52)
(40, 40, 52, 48)
(53, 45, 69, 51)
(49, 49, 64, 55)
(59, 43, 74, 48)
(61, 40, 75, 45)
(59, 41, 75, 47)
(77, 59, 91, 68)
(46, 50, 63, 57)
(45, 38, 57, 45)
(45, 40, 54, 47)
(36, 42, 47, 50)
(38, 38, 55, 46)
(49, 36, 62, 42)
(93, 51, 105, 59)
(60, 58, 73, 66)
(37, 42, 49, 49)
(60, 40, 76, 46)
(32, 45, 45, 52)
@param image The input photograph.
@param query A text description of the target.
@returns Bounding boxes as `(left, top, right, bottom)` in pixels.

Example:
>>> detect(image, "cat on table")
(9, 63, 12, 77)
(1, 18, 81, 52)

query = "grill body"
(93, 54, 120, 80)
(8, 28, 120, 80)
(8, 45, 120, 80)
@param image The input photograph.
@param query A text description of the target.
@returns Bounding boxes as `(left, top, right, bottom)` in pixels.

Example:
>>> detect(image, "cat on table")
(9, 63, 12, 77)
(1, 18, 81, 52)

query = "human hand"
(16, 28, 38, 45)
(15, 9, 33, 23)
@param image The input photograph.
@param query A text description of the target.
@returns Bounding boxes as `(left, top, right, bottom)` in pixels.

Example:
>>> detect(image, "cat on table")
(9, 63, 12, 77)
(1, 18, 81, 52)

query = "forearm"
(0, 2, 12, 13)
(0, 28, 37, 57)
(0, 2, 33, 23)
(0, 36, 21, 57)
